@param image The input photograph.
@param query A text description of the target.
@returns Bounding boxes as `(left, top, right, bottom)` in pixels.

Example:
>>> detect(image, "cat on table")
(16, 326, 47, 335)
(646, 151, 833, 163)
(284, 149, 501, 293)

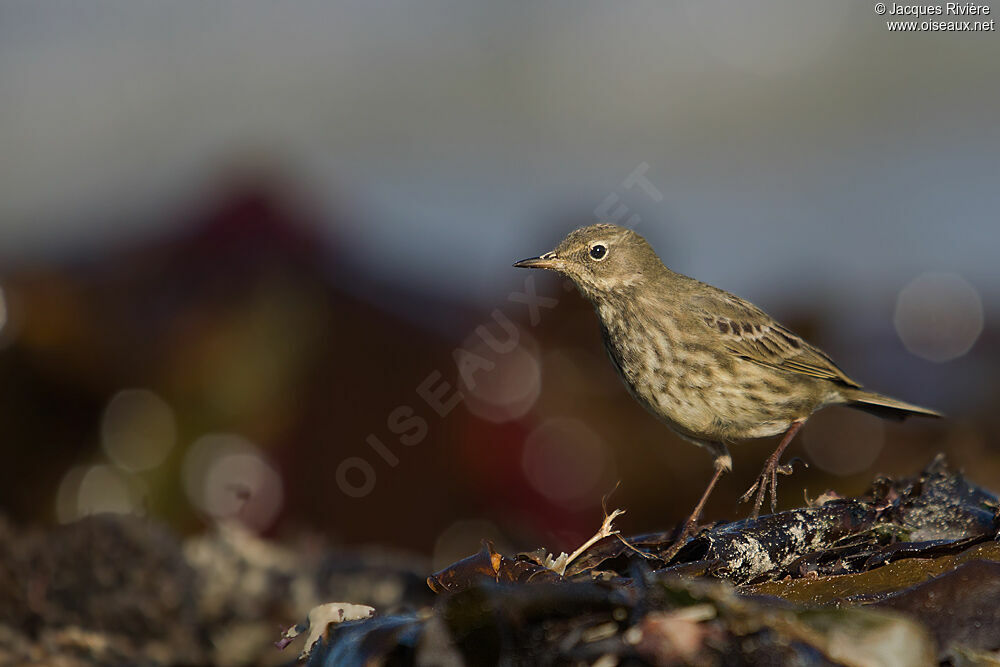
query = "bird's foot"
(739, 420, 808, 519)
(738, 453, 805, 519)
(661, 516, 699, 562)
(662, 463, 727, 561)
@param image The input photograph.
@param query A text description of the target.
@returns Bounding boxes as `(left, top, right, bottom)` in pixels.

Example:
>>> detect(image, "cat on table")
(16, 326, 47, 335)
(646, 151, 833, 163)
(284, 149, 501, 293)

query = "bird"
(513, 223, 941, 550)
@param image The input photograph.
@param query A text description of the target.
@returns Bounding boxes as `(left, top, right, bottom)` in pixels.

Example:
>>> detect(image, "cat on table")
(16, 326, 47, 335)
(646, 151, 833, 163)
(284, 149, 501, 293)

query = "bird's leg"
(738, 419, 807, 519)
(662, 458, 727, 561)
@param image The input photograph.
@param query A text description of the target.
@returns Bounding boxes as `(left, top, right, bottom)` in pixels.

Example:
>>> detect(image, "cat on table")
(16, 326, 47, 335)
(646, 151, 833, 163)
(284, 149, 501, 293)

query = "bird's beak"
(513, 251, 561, 270)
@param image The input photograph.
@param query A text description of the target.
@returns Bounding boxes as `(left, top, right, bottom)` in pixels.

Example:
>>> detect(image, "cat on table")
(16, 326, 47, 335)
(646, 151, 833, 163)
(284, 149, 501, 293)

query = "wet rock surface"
(317, 456, 1000, 666)
(2, 455, 999, 665)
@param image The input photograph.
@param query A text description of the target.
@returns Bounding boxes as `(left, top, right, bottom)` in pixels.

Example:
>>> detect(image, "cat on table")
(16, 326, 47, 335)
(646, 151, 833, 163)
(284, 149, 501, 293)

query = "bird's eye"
(589, 244, 608, 261)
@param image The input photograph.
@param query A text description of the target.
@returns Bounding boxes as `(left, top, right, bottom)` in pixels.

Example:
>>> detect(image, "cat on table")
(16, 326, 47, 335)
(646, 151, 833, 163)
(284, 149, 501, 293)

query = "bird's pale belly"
(602, 326, 805, 442)
(630, 368, 794, 442)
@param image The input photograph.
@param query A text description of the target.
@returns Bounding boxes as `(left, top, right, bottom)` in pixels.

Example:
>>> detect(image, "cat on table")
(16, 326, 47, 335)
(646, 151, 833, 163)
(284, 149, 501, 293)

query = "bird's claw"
(769, 470, 780, 513)
(737, 476, 771, 519)
(737, 481, 760, 505)
(777, 457, 808, 476)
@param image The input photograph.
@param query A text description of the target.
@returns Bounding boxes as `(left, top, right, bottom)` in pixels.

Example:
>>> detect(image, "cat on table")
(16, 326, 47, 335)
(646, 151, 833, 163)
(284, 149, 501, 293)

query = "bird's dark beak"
(513, 251, 561, 270)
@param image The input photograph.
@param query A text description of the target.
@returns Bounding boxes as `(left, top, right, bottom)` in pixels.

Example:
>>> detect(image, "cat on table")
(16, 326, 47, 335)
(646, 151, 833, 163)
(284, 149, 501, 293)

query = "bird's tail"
(841, 388, 943, 421)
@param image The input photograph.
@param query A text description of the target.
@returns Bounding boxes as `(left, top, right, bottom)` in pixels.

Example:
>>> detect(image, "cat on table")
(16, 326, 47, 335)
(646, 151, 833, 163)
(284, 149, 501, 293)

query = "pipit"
(514, 224, 940, 548)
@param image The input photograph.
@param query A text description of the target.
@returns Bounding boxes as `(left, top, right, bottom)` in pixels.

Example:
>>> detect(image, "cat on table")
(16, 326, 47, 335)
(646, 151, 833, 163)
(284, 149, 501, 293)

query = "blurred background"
(1, 1, 997, 568)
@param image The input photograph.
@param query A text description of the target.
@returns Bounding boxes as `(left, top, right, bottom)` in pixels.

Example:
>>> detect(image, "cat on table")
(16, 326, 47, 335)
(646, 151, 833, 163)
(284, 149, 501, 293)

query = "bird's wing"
(690, 289, 862, 388)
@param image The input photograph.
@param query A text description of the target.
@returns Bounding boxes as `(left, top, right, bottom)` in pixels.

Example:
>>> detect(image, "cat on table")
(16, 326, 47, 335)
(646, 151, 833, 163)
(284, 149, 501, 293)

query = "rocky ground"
(2, 456, 999, 666)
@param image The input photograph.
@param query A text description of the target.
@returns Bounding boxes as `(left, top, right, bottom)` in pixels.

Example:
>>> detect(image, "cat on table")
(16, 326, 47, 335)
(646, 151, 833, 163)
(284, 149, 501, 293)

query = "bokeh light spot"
(0, 284, 7, 335)
(56, 465, 88, 523)
(460, 331, 541, 423)
(521, 418, 614, 509)
(101, 388, 177, 472)
(803, 408, 885, 477)
(182, 434, 284, 532)
(894, 272, 983, 363)
(55, 464, 144, 522)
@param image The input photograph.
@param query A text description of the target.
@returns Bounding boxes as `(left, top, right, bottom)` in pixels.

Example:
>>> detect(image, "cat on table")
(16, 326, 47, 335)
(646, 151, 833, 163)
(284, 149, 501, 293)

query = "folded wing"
(690, 290, 861, 389)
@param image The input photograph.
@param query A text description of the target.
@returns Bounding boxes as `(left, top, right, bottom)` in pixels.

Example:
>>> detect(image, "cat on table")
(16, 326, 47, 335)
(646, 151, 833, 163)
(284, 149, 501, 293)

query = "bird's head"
(513, 223, 660, 299)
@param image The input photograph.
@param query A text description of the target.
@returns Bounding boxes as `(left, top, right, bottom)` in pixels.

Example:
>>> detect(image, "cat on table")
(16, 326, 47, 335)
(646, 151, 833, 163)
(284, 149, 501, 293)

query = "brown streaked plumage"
(514, 223, 940, 551)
